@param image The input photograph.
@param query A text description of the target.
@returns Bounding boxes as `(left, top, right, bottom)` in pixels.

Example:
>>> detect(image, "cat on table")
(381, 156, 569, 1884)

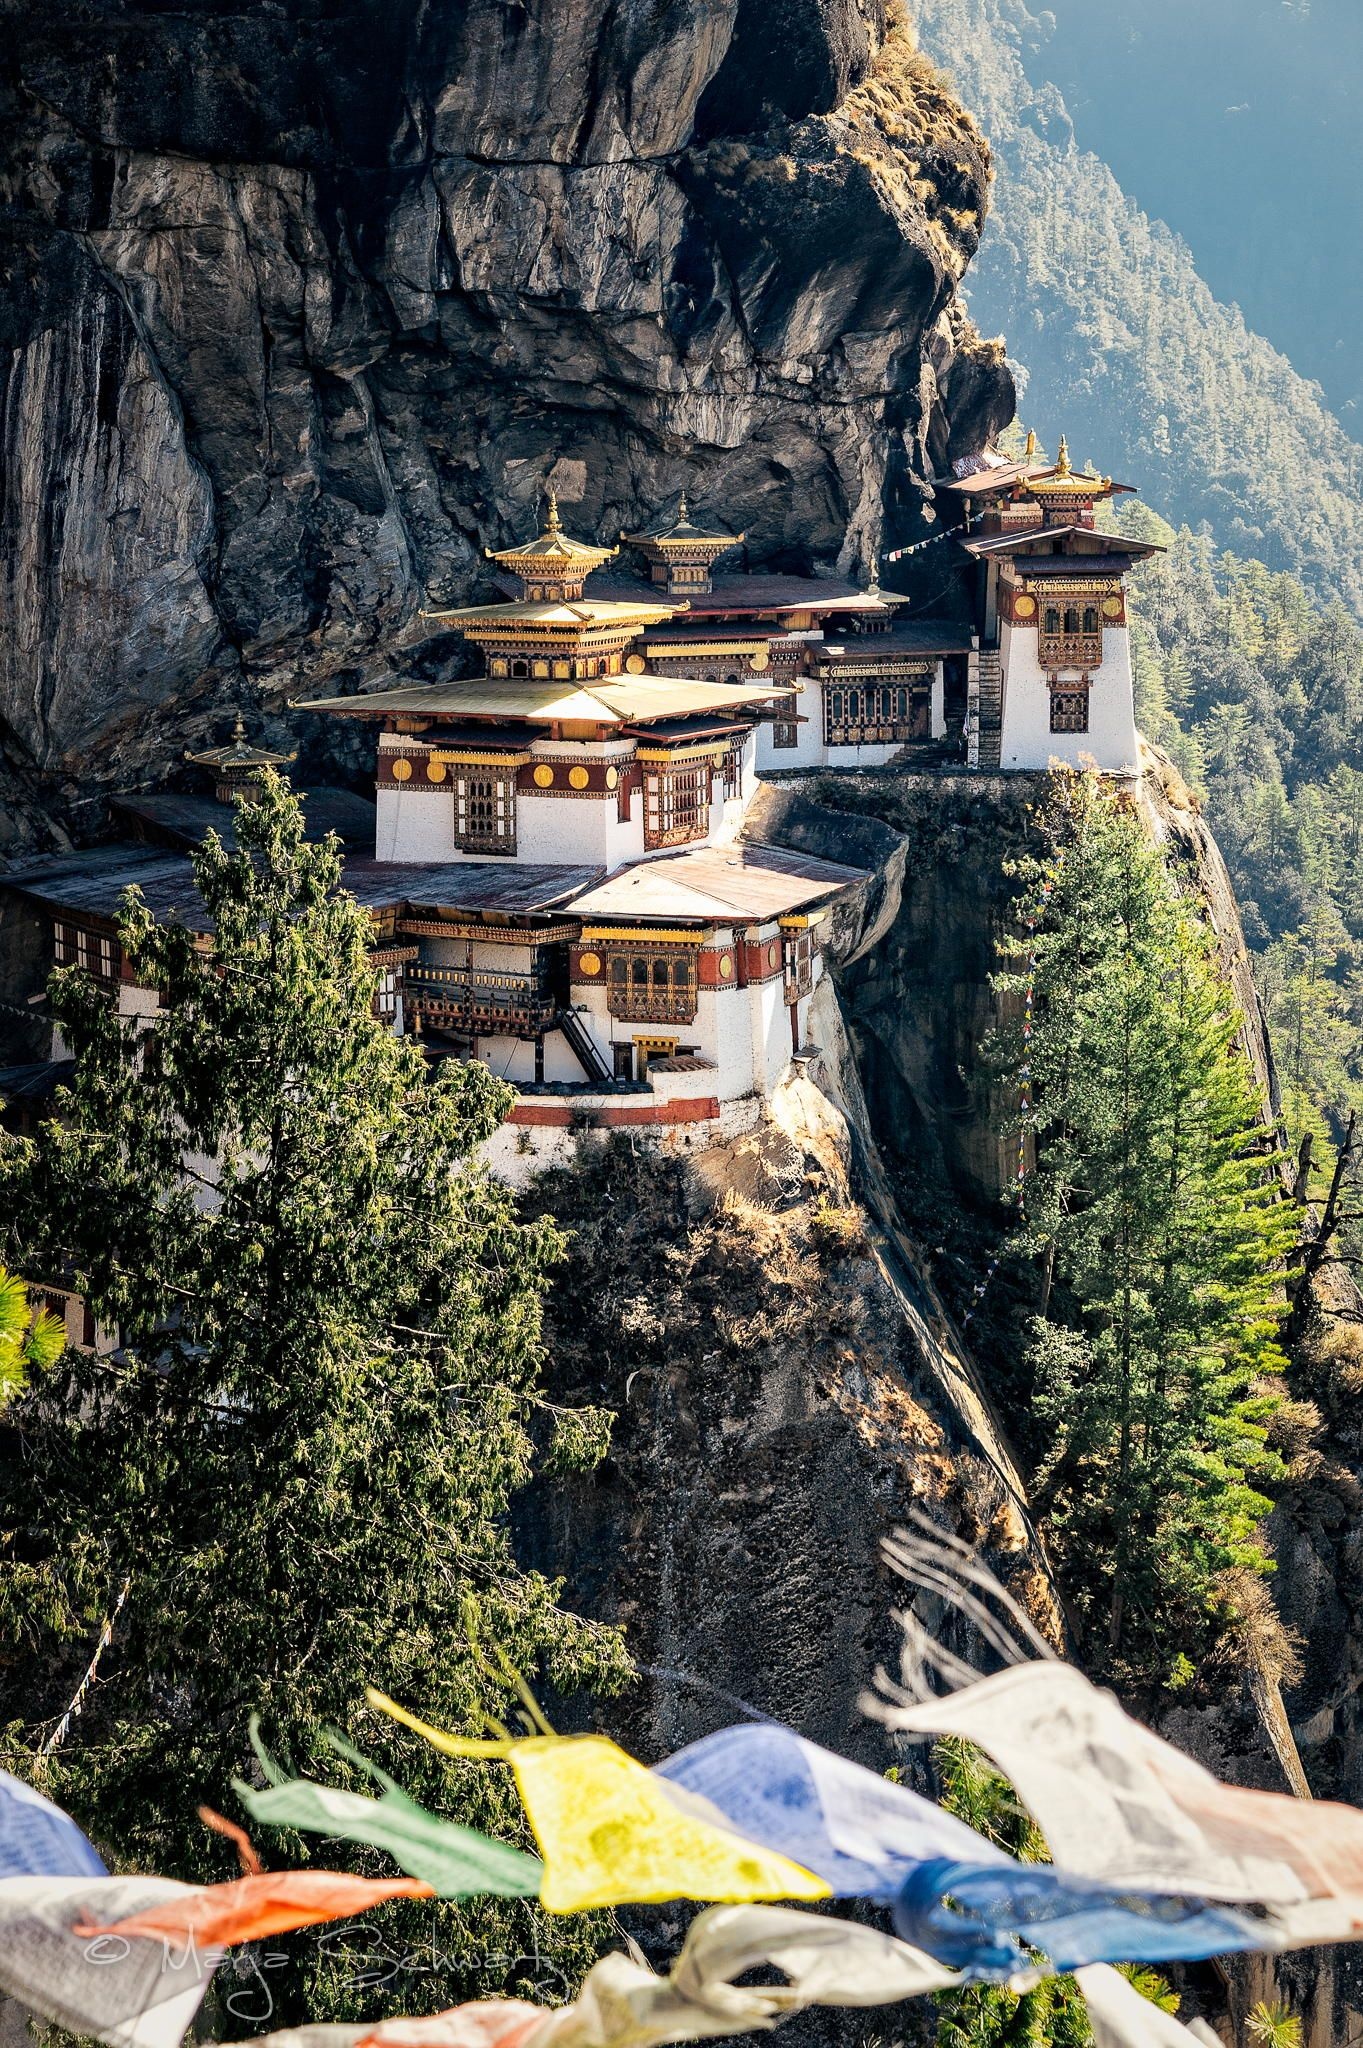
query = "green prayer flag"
(234, 1721, 543, 1899)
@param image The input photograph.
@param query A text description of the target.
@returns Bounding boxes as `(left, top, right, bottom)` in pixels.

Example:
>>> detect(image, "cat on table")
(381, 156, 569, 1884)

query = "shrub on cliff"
(0, 773, 625, 2028)
(999, 769, 1295, 1687)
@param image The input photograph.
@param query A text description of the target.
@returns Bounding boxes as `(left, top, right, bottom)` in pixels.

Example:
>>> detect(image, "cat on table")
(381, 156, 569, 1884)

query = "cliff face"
(516, 765, 1363, 2043)
(0, 0, 1012, 847)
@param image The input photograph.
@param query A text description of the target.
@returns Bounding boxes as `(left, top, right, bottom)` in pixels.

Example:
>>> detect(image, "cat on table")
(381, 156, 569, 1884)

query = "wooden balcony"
(405, 964, 558, 1036)
(606, 984, 698, 1025)
(1038, 633, 1102, 672)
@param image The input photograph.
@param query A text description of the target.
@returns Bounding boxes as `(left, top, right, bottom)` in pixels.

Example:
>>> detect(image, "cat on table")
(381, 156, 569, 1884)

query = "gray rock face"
(0, 0, 1012, 840)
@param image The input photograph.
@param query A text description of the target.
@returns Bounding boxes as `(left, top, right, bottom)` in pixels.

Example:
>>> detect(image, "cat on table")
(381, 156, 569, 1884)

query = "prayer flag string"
(38, 1577, 130, 1757)
(884, 522, 968, 564)
(8, 1549, 1363, 2048)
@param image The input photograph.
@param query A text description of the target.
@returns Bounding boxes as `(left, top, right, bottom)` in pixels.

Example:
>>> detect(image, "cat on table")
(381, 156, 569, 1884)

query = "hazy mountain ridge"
(1030, 0, 1363, 428)
(914, 0, 1363, 616)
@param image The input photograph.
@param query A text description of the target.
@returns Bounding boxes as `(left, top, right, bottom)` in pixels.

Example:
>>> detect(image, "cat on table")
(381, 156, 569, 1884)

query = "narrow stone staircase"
(977, 647, 1003, 769)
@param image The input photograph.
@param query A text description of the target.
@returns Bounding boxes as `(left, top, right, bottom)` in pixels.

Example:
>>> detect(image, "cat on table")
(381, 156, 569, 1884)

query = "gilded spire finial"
(1024, 428, 1037, 460)
(232, 713, 247, 743)
(1056, 435, 1071, 477)
(678, 490, 688, 523)
(545, 483, 561, 533)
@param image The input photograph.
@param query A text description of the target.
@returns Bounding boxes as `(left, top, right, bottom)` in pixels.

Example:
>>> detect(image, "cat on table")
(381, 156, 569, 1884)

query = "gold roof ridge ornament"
(185, 713, 297, 773)
(484, 474, 620, 581)
(620, 495, 744, 552)
(620, 495, 744, 599)
(1024, 428, 1038, 460)
(1026, 431, 1113, 499)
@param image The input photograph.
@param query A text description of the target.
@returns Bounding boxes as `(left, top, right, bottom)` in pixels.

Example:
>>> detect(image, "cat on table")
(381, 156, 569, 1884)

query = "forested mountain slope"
(1120, 513, 1363, 1227)
(913, 0, 1363, 615)
(1038, 0, 1363, 429)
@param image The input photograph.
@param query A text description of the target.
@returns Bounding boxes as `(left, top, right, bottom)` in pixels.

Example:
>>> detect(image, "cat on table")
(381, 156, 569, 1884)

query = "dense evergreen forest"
(1118, 504, 1363, 1240)
(912, 0, 1363, 613)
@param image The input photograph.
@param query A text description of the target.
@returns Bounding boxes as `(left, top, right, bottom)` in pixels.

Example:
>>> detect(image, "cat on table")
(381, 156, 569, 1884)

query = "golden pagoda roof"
(621, 493, 744, 554)
(421, 597, 680, 630)
(295, 675, 791, 727)
(184, 715, 296, 771)
(941, 435, 1133, 498)
(485, 489, 618, 577)
(1026, 436, 1112, 496)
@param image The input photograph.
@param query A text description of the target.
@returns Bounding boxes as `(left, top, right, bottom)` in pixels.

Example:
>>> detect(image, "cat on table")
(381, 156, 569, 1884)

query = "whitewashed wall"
(997, 623, 1138, 774)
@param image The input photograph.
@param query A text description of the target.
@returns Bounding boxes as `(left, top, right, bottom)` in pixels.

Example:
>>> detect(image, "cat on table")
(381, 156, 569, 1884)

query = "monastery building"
(0, 444, 1161, 1184)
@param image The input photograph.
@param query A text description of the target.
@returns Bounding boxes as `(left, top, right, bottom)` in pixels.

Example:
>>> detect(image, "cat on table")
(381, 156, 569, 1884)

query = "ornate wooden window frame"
(642, 762, 711, 848)
(1049, 686, 1091, 735)
(605, 947, 700, 1024)
(822, 679, 924, 747)
(452, 767, 517, 854)
(53, 922, 118, 984)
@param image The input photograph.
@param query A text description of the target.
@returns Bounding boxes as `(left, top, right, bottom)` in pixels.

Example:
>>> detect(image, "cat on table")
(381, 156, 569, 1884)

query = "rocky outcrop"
(519, 1094, 1055, 1781)
(0, 0, 1013, 846)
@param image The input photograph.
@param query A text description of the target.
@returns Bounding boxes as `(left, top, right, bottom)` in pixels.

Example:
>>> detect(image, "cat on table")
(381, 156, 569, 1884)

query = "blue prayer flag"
(654, 1723, 1007, 1900)
(0, 1770, 107, 1879)
(894, 1858, 1267, 1977)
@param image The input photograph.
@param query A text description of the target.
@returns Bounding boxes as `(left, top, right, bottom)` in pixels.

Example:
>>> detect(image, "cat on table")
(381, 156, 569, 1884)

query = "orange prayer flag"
(80, 1870, 435, 1947)
(357, 2004, 548, 2048)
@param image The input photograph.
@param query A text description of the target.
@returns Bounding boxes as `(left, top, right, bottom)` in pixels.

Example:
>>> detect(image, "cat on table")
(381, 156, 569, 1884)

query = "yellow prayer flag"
(367, 1690, 831, 1915)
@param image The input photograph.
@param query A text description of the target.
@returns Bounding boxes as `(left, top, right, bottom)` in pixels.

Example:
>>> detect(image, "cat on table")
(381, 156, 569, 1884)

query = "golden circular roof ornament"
(569, 766, 590, 789)
(533, 764, 555, 788)
(625, 653, 647, 674)
(391, 757, 413, 781)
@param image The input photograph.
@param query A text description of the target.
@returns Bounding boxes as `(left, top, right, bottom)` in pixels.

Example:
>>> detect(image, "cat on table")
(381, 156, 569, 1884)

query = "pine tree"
(1000, 771, 1294, 1681)
(0, 1267, 64, 1400)
(0, 775, 627, 2027)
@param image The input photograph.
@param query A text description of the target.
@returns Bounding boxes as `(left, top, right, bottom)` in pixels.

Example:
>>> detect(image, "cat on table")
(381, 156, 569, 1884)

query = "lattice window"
(822, 682, 917, 747)
(54, 923, 117, 982)
(1038, 599, 1103, 671)
(1050, 690, 1090, 734)
(770, 720, 799, 750)
(643, 763, 710, 848)
(782, 928, 815, 1002)
(373, 970, 399, 1021)
(606, 950, 699, 1023)
(453, 770, 516, 854)
(722, 742, 745, 797)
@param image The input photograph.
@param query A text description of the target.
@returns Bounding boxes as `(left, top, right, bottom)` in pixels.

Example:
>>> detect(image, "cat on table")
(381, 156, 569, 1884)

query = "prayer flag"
(658, 1719, 1259, 1978)
(0, 1875, 215, 2048)
(227, 1902, 968, 2048)
(368, 1692, 829, 1914)
(222, 2001, 548, 2048)
(81, 1870, 435, 1948)
(653, 1723, 1009, 1898)
(893, 1856, 1265, 1976)
(880, 1660, 1363, 1953)
(0, 1769, 108, 1879)
(233, 1725, 542, 1899)
(1077, 1965, 1211, 2048)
